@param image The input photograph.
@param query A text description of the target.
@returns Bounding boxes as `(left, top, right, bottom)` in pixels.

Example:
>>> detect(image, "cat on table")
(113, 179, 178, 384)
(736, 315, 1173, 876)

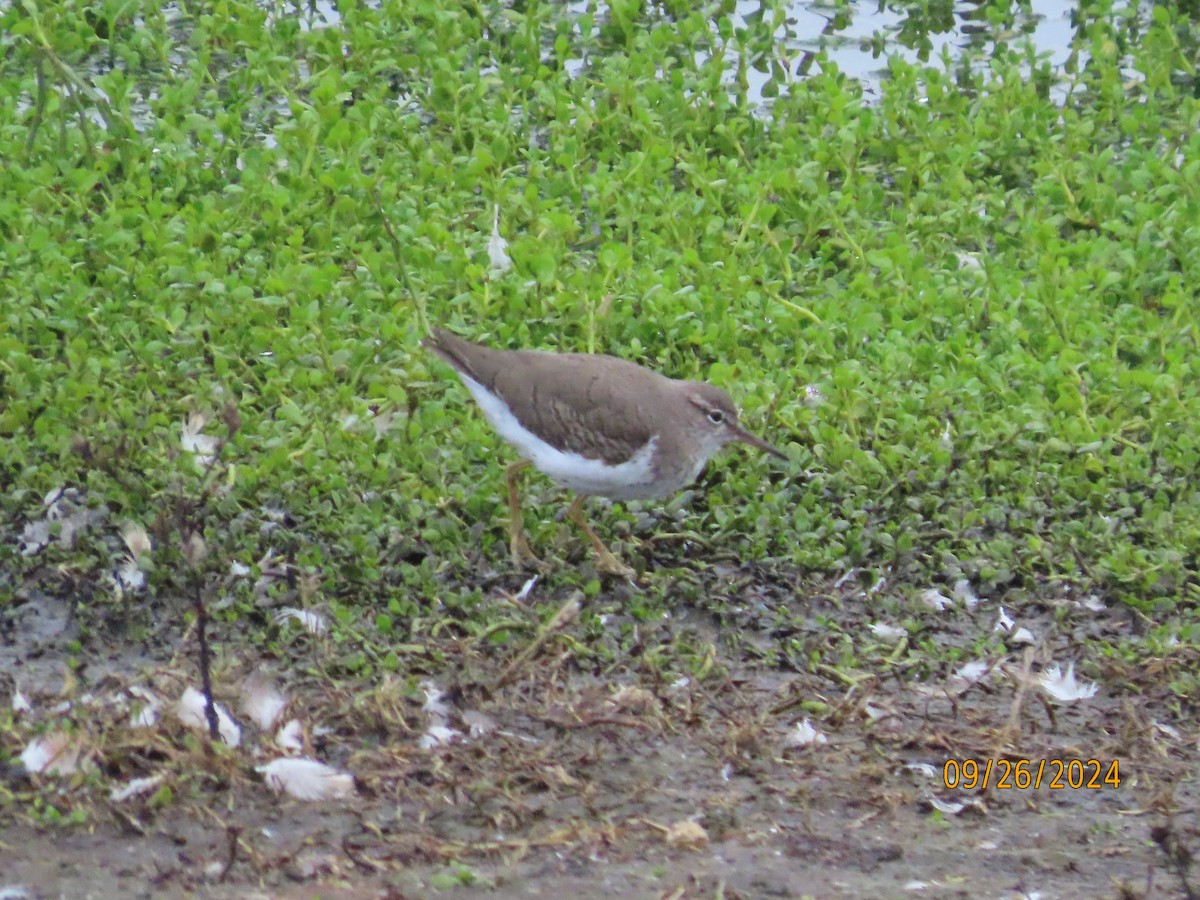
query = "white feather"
(273, 607, 329, 635)
(175, 687, 242, 747)
(257, 758, 355, 801)
(275, 719, 304, 754)
(240, 673, 287, 731)
(109, 774, 166, 802)
(21, 732, 83, 775)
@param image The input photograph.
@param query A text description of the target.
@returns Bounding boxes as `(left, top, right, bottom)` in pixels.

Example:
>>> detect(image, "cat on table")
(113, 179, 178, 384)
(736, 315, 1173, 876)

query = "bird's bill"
(730, 424, 787, 460)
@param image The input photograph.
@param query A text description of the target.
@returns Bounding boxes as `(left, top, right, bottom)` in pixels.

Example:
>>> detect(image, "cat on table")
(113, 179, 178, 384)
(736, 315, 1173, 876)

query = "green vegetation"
(1, 0, 1198, 652)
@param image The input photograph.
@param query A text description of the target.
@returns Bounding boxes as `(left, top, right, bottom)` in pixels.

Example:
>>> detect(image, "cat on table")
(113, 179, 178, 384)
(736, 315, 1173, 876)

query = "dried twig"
(495, 594, 582, 689)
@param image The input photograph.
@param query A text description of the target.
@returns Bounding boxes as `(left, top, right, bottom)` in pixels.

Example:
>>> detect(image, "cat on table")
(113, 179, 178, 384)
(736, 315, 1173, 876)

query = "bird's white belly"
(461, 374, 667, 500)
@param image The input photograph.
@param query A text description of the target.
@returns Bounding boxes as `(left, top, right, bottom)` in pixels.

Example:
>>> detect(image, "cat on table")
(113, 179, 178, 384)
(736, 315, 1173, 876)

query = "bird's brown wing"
(424, 330, 665, 466)
(492, 353, 666, 465)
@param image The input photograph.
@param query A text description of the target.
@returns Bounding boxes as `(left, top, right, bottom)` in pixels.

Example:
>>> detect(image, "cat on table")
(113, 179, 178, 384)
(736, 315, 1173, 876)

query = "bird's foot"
(510, 533, 550, 573)
(593, 549, 638, 580)
(566, 495, 638, 579)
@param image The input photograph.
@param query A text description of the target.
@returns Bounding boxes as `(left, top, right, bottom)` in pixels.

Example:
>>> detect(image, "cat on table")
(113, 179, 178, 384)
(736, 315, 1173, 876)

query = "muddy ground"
(2, 566, 1198, 899)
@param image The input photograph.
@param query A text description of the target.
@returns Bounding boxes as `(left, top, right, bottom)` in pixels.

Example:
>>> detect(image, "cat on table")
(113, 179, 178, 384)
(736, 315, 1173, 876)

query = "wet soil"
(2, 566, 1198, 900)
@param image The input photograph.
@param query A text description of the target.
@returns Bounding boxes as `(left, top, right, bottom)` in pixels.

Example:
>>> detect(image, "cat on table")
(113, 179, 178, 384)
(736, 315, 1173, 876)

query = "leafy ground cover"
(2, 0, 1199, 896)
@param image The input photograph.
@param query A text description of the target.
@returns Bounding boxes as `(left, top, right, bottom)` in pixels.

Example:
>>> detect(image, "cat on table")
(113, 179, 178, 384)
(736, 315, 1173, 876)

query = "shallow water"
(751, 0, 1081, 97)
(284, 0, 1089, 99)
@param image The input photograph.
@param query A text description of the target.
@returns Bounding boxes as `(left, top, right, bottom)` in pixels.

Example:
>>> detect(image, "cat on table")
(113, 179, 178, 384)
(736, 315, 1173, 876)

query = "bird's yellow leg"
(567, 495, 636, 579)
(506, 460, 546, 571)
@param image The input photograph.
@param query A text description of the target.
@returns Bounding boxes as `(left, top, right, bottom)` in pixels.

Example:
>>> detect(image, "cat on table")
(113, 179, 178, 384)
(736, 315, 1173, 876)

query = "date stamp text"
(942, 758, 1121, 790)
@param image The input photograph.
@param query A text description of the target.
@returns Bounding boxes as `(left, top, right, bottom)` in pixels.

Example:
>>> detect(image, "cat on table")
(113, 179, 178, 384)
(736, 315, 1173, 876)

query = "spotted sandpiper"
(423, 328, 786, 578)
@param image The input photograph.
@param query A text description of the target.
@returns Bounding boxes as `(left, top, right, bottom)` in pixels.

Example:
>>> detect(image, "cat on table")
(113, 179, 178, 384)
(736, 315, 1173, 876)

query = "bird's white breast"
(459, 374, 667, 500)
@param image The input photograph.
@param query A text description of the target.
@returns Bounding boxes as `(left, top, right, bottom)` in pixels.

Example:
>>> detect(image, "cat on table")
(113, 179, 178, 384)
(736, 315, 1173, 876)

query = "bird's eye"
(707, 410, 725, 425)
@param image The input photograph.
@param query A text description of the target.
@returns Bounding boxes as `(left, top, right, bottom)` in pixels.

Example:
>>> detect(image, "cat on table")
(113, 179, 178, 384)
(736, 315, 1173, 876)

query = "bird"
(423, 328, 785, 578)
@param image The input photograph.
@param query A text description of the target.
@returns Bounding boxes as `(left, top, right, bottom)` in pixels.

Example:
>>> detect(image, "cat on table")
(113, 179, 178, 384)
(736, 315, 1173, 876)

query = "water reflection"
(735, 0, 1082, 101)
(5, 0, 1194, 152)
